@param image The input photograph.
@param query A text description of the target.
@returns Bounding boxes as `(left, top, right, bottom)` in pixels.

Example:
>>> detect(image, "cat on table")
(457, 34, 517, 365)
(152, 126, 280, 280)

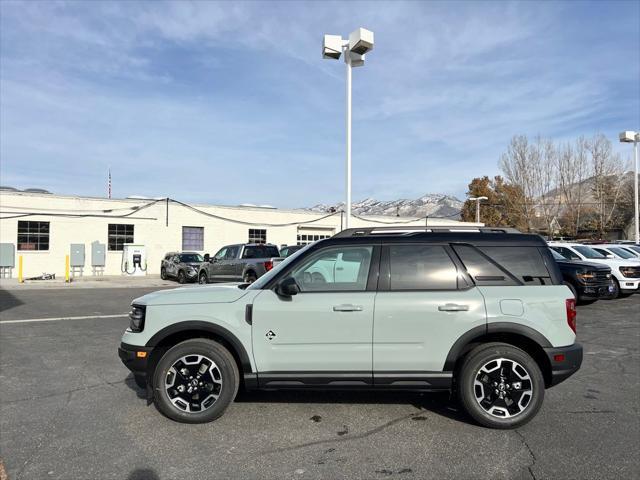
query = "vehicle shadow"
(127, 468, 159, 480)
(123, 374, 474, 426)
(235, 389, 472, 425)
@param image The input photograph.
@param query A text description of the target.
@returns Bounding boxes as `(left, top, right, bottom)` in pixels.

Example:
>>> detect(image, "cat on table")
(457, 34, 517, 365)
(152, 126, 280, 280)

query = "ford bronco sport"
(119, 227, 582, 429)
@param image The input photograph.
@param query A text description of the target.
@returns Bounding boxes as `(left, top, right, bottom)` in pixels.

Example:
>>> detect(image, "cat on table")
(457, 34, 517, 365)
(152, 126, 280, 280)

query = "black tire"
(152, 339, 239, 424)
(160, 267, 167, 280)
(606, 278, 621, 299)
(243, 271, 257, 283)
(133, 375, 147, 389)
(457, 342, 545, 429)
(177, 270, 186, 284)
(198, 272, 208, 284)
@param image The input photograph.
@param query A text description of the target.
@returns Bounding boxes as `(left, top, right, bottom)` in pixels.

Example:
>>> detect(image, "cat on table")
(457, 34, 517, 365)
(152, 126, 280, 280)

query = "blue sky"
(1, 0, 638, 208)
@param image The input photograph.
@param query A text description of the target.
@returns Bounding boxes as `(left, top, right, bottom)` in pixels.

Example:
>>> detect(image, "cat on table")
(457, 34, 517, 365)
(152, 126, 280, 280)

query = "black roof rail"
(332, 226, 521, 238)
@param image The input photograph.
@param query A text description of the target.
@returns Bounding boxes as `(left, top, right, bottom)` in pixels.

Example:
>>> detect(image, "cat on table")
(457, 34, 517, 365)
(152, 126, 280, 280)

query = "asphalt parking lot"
(0, 287, 638, 480)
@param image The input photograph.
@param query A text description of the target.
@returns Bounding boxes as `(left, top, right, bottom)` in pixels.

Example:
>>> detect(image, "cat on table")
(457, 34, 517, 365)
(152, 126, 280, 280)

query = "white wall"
(0, 192, 481, 278)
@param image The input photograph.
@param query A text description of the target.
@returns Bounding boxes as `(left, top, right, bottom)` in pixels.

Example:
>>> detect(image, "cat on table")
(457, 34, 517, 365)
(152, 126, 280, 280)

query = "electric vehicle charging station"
(121, 244, 147, 276)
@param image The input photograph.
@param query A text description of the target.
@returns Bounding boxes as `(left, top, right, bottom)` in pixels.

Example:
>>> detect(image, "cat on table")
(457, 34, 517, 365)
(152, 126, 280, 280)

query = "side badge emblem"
(265, 330, 276, 341)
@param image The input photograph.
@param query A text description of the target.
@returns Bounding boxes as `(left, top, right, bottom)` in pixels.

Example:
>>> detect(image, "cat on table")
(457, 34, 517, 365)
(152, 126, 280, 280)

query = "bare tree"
(499, 135, 536, 231)
(588, 134, 628, 237)
(532, 136, 560, 236)
(557, 137, 588, 235)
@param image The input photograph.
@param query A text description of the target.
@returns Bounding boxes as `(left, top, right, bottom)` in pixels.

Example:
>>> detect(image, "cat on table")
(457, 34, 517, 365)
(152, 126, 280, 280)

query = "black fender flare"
(443, 322, 552, 371)
(145, 321, 253, 373)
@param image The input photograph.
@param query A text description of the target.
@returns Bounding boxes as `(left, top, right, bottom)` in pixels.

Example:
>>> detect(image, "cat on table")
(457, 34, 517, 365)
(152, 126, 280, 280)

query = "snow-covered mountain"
(308, 193, 463, 219)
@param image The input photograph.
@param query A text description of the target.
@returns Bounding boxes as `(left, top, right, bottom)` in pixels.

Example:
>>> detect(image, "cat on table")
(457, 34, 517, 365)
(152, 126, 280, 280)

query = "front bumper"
(118, 342, 153, 378)
(577, 283, 612, 300)
(618, 278, 640, 292)
(544, 343, 583, 387)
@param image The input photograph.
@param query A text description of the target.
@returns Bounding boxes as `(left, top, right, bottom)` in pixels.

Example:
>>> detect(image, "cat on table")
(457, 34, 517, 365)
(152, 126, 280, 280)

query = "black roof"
(329, 227, 547, 247)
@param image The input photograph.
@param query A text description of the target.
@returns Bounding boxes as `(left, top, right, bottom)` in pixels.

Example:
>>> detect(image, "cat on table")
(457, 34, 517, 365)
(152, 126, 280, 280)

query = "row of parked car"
(160, 243, 304, 285)
(549, 241, 640, 303)
(160, 239, 640, 306)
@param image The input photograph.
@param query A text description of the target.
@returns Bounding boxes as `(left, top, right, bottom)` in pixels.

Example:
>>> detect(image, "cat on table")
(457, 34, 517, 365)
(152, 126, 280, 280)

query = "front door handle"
(438, 303, 469, 312)
(333, 304, 363, 312)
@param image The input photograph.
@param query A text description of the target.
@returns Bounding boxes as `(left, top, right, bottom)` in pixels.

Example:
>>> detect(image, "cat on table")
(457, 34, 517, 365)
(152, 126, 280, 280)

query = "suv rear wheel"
(153, 339, 239, 423)
(457, 342, 544, 429)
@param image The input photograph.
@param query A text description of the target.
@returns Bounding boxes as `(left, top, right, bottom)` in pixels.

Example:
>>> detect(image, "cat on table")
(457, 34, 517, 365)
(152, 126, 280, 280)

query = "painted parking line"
(0, 313, 128, 324)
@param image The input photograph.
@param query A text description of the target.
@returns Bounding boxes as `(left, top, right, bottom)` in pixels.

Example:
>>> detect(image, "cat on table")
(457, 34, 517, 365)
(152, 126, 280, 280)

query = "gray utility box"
(91, 241, 106, 267)
(70, 244, 85, 267)
(0, 243, 15, 267)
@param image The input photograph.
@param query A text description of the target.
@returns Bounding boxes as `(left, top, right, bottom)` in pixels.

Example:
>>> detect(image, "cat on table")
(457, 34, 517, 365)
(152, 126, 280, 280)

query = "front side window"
(225, 246, 239, 260)
(288, 246, 373, 292)
(17, 221, 50, 251)
(248, 229, 267, 243)
(550, 246, 580, 261)
(389, 245, 459, 290)
(573, 245, 605, 259)
(108, 224, 134, 251)
(214, 248, 227, 260)
(182, 226, 204, 251)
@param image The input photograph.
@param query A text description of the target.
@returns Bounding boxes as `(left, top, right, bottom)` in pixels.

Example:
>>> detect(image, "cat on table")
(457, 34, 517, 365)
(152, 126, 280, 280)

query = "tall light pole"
(323, 28, 374, 229)
(469, 196, 488, 223)
(619, 130, 639, 244)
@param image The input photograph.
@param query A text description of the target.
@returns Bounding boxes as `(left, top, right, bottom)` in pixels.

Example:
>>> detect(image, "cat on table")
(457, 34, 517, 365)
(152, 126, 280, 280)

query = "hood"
(132, 283, 249, 306)
(581, 258, 638, 268)
(556, 260, 611, 271)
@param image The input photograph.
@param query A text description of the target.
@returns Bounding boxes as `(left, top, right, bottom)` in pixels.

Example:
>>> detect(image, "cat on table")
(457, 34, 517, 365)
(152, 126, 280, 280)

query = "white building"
(0, 190, 481, 278)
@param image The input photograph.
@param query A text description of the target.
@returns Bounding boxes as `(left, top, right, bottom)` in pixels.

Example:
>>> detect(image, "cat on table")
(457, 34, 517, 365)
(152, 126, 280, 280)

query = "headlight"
(129, 305, 146, 332)
(575, 271, 595, 281)
(619, 266, 639, 278)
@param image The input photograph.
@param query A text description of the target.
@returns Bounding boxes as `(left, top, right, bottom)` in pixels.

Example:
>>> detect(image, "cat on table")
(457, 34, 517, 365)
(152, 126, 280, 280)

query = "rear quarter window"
(479, 247, 553, 285)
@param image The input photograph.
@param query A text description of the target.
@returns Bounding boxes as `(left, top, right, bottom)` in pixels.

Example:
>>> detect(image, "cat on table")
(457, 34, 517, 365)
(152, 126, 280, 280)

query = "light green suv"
(119, 227, 582, 429)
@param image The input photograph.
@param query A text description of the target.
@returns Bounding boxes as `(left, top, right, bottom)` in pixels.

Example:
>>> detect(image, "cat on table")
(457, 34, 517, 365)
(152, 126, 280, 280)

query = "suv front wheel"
(457, 342, 544, 429)
(152, 339, 239, 423)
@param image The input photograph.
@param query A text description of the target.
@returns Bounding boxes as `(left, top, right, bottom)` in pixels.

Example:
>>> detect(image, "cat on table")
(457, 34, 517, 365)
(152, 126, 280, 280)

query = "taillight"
(264, 260, 273, 272)
(565, 298, 577, 333)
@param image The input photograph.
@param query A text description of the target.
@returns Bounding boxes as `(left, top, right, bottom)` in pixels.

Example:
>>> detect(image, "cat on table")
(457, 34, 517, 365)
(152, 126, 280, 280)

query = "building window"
(296, 233, 330, 245)
(182, 226, 204, 251)
(108, 224, 134, 251)
(248, 229, 267, 243)
(17, 221, 50, 251)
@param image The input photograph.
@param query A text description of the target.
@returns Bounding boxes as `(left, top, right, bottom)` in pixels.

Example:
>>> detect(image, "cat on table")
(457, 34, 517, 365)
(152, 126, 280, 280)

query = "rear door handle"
(438, 303, 469, 312)
(333, 304, 363, 312)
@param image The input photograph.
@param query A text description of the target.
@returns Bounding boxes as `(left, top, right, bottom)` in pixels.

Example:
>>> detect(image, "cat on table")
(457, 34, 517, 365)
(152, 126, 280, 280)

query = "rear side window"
(452, 245, 519, 286)
(479, 247, 552, 285)
(389, 245, 459, 290)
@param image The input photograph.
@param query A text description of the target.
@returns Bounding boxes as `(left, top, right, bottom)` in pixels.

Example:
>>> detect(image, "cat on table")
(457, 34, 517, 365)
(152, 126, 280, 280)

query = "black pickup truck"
(550, 248, 613, 303)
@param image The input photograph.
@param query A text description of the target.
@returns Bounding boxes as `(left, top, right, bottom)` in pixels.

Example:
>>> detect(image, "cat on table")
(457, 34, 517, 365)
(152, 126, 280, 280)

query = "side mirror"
(204, 254, 210, 262)
(276, 277, 300, 297)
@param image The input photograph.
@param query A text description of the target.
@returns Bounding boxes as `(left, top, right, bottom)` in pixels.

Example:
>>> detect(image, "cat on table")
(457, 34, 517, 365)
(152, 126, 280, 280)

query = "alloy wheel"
(473, 357, 533, 418)
(164, 354, 223, 413)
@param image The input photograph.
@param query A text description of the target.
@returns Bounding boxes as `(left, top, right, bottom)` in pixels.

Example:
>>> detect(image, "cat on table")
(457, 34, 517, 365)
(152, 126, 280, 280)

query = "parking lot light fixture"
(322, 28, 374, 229)
(619, 131, 639, 244)
(469, 196, 488, 223)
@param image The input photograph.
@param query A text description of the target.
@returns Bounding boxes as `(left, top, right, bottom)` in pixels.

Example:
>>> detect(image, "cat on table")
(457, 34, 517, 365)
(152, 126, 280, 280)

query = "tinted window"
(289, 246, 373, 292)
(453, 245, 519, 286)
(479, 247, 552, 285)
(389, 245, 459, 290)
(243, 246, 280, 259)
(550, 249, 565, 261)
(608, 247, 635, 259)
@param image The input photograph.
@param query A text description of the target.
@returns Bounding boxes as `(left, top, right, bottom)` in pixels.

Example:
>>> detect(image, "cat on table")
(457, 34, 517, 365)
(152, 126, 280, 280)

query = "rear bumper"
(118, 342, 152, 378)
(544, 343, 583, 387)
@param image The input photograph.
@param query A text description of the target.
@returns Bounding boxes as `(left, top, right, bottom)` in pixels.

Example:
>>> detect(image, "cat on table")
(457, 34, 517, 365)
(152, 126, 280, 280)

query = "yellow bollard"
(18, 255, 23, 283)
(65, 255, 70, 283)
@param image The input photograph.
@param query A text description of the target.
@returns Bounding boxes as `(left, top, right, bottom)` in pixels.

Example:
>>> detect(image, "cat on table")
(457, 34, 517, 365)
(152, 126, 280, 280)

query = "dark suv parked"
(160, 252, 205, 284)
(549, 249, 613, 303)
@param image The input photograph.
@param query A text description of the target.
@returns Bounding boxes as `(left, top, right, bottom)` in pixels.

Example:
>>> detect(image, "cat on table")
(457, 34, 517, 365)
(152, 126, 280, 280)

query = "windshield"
(573, 246, 606, 259)
(550, 249, 566, 261)
(180, 254, 204, 263)
(608, 247, 636, 259)
(248, 243, 313, 290)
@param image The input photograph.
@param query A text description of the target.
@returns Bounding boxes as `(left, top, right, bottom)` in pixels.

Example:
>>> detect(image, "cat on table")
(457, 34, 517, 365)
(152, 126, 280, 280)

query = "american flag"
(108, 168, 112, 199)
